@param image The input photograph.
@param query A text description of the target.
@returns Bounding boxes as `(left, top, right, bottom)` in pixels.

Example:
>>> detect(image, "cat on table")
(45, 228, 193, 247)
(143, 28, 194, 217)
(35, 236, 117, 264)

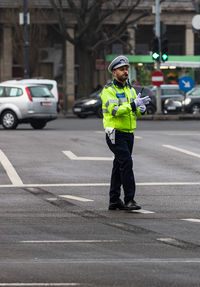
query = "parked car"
(73, 85, 156, 118)
(0, 83, 57, 129)
(73, 90, 102, 118)
(163, 97, 183, 114)
(151, 84, 184, 113)
(183, 86, 200, 114)
(1, 79, 60, 111)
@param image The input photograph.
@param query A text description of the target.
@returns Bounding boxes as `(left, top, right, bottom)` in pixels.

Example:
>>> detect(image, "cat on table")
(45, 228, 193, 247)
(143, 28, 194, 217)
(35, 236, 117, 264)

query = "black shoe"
(108, 199, 125, 210)
(124, 200, 141, 210)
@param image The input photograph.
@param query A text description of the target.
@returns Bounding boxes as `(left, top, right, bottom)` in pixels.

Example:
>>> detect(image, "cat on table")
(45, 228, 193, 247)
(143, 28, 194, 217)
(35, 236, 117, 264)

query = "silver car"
(0, 83, 57, 129)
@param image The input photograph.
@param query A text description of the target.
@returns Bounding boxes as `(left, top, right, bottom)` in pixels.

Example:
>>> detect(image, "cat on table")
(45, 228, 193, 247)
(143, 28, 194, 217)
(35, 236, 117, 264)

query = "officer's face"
(113, 65, 129, 84)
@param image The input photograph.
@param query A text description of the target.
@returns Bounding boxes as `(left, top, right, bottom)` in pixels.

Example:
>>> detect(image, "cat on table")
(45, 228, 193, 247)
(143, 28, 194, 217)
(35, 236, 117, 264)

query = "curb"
(138, 114, 200, 121)
(58, 111, 200, 121)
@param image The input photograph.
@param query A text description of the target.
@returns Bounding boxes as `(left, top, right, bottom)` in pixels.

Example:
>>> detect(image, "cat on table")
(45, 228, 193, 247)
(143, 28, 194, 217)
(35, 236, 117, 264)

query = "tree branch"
(49, 0, 75, 44)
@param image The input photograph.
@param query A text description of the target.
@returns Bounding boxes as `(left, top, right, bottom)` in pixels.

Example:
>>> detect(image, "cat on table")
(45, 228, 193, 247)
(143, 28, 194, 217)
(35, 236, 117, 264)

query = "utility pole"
(24, 0, 29, 78)
(155, 0, 162, 114)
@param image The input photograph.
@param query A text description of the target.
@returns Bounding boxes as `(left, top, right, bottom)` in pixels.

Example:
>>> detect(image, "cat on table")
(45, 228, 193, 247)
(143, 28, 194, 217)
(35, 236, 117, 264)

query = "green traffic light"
(152, 52, 160, 60)
(162, 53, 168, 62)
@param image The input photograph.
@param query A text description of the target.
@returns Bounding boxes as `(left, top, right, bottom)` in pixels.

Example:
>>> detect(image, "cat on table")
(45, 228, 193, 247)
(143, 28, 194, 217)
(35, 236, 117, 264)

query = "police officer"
(101, 55, 150, 211)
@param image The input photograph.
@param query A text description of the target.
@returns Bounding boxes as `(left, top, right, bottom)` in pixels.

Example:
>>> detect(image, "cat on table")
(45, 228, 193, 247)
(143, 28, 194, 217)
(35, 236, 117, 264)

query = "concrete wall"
(0, 25, 12, 81)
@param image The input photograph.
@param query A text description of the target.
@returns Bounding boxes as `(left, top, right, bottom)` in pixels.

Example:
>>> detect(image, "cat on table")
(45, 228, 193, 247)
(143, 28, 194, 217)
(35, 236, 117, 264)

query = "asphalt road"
(0, 118, 200, 287)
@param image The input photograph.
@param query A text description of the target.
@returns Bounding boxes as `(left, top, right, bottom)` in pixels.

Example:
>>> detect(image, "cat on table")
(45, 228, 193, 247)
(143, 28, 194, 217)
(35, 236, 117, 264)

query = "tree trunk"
(76, 46, 94, 99)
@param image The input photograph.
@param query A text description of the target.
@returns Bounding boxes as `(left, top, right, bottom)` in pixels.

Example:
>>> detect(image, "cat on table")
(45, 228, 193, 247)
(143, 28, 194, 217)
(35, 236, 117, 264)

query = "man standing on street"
(101, 55, 150, 211)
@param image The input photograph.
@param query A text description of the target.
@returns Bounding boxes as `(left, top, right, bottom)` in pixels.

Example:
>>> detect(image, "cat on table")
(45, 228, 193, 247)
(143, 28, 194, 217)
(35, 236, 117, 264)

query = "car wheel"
(1, 110, 18, 130)
(30, 120, 47, 129)
(96, 107, 103, 118)
(146, 105, 156, 115)
(77, 114, 88, 118)
(191, 104, 200, 114)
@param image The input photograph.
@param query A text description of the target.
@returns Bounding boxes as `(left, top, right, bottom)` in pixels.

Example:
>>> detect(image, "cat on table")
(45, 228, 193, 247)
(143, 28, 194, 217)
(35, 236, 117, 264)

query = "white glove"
(139, 105, 146, 114)
(134, 92, 151, 108)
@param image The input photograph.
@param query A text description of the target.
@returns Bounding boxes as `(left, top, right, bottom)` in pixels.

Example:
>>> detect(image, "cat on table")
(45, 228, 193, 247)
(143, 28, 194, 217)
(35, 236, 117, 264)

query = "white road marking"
(0, 149, 23, 185)
(157, 238, 183, 247)
(0, 284, 80, 286)
(46, 197, 58, 201)
(1, 181, 200, 188)
(181, 218, 200, 223)
(1, 258, 200, 264)
(63, 150, 113, 161)
(59, 195, 94, 202)
(166, 133, 200, 136)
(20, 240, 119, 243)
(131, 209, 155, 214)
(163, 144, 200, 159)
(137, 182, 200, 186)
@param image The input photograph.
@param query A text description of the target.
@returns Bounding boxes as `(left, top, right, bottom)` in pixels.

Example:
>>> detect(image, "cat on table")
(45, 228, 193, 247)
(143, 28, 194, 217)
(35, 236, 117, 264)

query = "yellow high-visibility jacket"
(101, 80, 145, 133)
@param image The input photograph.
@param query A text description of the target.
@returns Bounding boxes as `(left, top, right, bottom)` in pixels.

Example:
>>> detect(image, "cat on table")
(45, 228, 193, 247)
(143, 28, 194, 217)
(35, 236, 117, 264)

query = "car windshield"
(29, 86, 53, 97)
(38, 84, 53, 91)
(89, 90, 101, 99)
(162, 89, 181, 95)
(186, 87, 200, 96)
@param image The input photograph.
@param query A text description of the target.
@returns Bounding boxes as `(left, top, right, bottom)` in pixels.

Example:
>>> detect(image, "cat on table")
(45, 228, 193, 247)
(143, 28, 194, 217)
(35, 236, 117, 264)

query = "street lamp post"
(24, 0, 29, 78)
(155, 0, 162, 114)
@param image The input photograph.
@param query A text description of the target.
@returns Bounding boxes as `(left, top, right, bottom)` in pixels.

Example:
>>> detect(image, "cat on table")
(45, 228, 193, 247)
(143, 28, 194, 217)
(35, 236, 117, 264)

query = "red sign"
(96, 59, 105, 70)
(151, 71, 164, 86)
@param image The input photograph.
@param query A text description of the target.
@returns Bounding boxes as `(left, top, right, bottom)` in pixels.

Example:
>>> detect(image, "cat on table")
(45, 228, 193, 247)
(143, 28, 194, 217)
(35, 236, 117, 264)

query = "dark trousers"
(106, 130, 136, 204)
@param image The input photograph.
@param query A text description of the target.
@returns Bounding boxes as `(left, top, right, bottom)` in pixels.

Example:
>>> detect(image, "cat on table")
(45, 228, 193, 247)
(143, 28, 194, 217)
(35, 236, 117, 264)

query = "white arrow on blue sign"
(178, 76, 194, 92)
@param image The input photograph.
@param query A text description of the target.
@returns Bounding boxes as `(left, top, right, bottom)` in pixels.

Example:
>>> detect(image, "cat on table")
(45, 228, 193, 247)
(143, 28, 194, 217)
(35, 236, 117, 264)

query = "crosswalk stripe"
(181, 218, 200, 223)
(59, 195, 94, 202)
(163, 144, 200, 159)
(0, 284, 80, 286)
(0, 149, 23, 185)
(20, 240, 118, 243)
(63, 150, 113, 161)
(131, 209, 155, 214)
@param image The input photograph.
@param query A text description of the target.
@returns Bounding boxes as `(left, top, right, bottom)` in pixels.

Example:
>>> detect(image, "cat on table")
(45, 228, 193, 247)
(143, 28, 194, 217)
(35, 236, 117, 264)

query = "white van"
(1, 79, 60, 111)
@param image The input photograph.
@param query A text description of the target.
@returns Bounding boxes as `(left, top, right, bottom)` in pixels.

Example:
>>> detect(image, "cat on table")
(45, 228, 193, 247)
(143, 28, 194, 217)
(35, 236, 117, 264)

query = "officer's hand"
(139, 105, 146, 114)
(134, 93, 151, 108)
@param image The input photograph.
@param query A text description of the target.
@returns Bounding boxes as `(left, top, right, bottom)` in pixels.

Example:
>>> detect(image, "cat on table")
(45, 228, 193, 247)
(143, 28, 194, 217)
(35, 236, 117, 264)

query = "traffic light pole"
(155, 0, 162, 114)
(24, 0, 29, 78)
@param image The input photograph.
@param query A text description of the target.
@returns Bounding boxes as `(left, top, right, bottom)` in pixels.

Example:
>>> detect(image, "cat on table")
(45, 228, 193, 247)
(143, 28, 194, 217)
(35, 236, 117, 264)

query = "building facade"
(0, 0, 199, 109)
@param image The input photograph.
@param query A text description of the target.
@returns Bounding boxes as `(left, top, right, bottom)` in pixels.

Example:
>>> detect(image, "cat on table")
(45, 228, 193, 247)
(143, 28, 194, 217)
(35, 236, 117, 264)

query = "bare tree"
(13, 24, 47, 77)
(49, 0, 155, 97)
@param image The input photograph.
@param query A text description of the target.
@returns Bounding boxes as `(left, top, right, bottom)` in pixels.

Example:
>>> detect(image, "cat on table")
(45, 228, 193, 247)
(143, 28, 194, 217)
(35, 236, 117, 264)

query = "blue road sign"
(178, 76, 194, 92)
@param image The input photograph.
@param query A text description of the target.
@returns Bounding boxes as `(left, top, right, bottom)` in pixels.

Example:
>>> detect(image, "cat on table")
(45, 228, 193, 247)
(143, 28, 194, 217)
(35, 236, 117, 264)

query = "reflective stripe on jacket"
(101, 82, 143, 133)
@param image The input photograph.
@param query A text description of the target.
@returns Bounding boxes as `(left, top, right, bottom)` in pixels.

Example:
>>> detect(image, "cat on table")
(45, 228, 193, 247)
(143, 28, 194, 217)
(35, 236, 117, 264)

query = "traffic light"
(151, 37, 160, 61)
(161, 38, 168, 62)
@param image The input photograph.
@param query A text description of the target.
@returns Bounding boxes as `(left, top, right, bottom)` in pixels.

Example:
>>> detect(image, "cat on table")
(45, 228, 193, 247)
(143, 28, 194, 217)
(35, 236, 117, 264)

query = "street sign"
(178, 76, 194, 92)
(151, 71, 164, 86)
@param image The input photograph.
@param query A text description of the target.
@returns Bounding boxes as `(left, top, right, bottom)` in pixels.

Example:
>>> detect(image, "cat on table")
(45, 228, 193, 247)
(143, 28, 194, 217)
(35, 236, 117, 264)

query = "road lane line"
(1, 258, 200, 264)
(0, 284, 80, 286)
(163, 144, 200, 159)
(0, 150, 23, 185)
(157, 238, 184, 247)
(137, 182, 200, 186)
(181, 218, 200, 223)
(1, 181, 200, 188)
(59, 195, 94, 202)
(131, 209, 155, 214)
(20, 240, 119, 243)
(63, 150, 113, 161)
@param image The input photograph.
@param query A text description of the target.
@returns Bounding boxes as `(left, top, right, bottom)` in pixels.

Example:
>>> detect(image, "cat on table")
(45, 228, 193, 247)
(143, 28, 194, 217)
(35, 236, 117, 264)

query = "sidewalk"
(59, 110, 200, 120)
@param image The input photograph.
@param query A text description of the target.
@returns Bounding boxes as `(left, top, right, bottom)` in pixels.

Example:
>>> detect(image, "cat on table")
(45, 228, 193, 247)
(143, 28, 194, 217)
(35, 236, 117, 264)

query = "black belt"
(115, 130, 133, 135)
